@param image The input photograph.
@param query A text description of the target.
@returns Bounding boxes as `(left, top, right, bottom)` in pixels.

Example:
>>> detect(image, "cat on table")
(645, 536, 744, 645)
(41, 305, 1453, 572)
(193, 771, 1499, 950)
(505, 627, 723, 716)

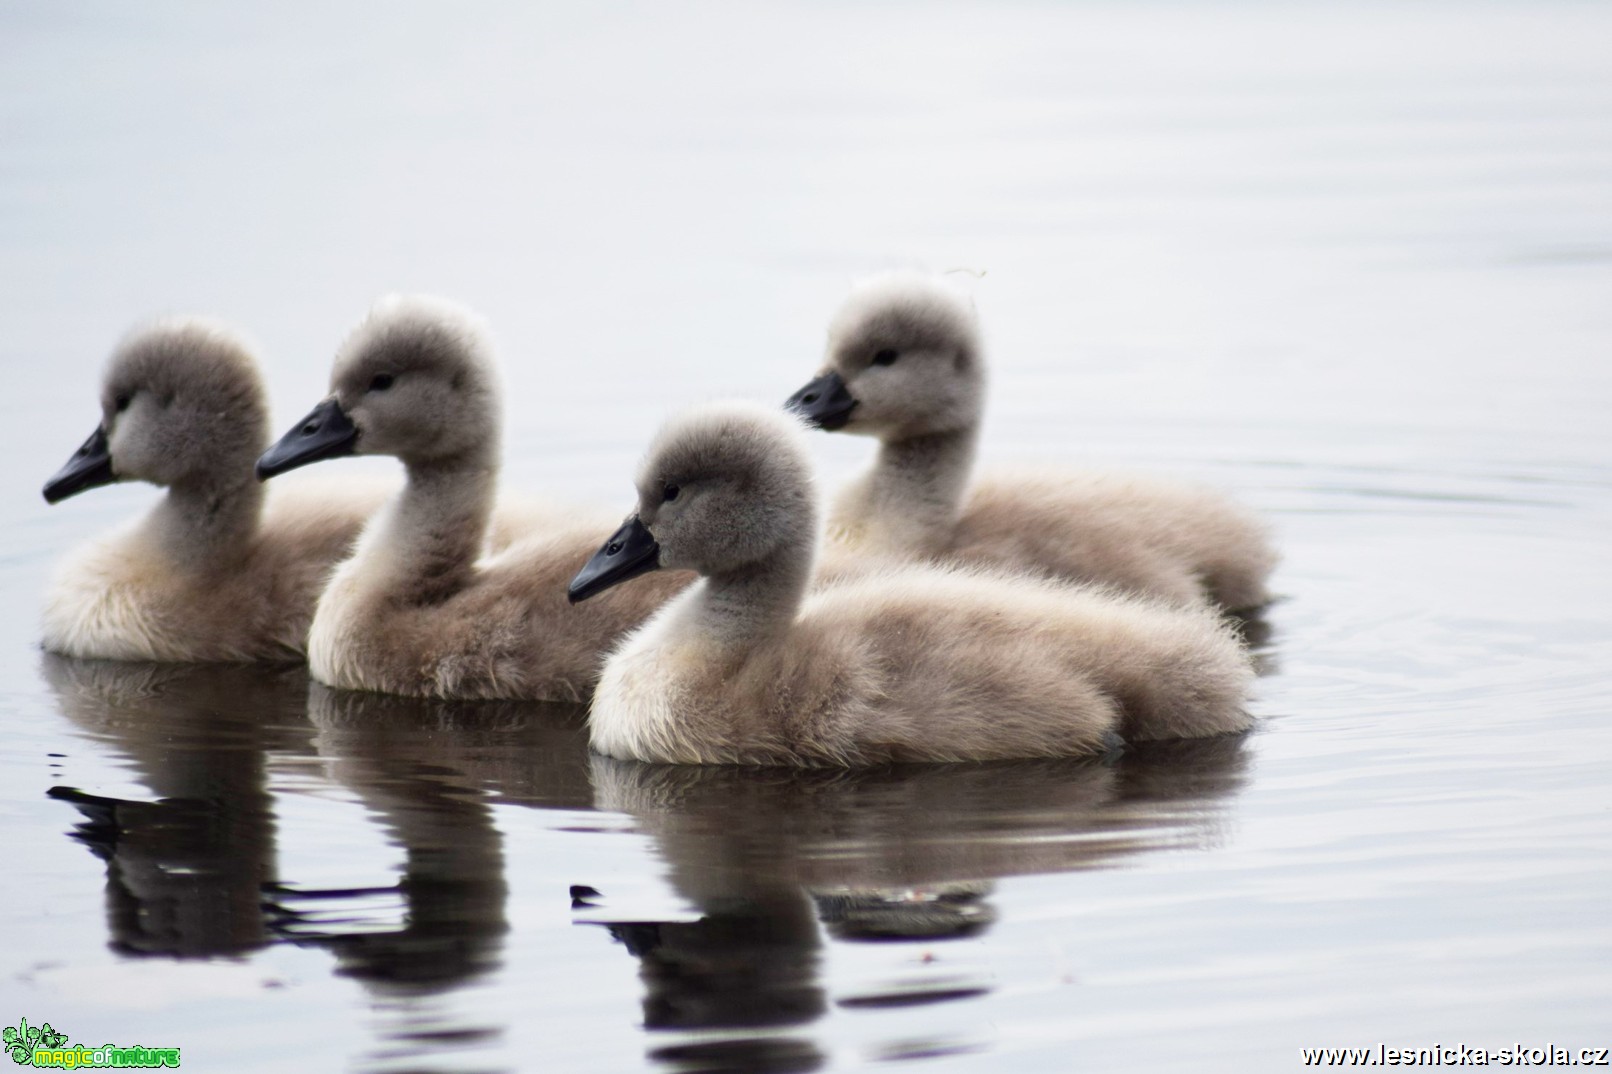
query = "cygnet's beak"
(785, 371, 857, 430)
(569, 515, 661, 604)
(43, 426, 116, 504)
(256, 398, 359, 480)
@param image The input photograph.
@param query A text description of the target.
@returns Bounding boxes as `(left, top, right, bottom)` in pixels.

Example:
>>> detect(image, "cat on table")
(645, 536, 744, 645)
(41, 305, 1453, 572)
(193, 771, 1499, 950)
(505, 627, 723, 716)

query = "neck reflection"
(42, 654, 314, 959)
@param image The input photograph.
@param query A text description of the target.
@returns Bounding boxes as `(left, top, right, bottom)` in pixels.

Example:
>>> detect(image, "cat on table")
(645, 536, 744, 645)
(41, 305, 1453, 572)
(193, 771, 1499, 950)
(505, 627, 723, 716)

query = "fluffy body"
(310, 500, 687, 700)
(808, 272, 1277, 610)
(293, 295, 687, 700)
(43, 477, 391, 663)
(593, 565, 1253, 766)
(586, 401, 1253, 767)
(829, 466, 1274, 610)
(41, 320, 396, 662)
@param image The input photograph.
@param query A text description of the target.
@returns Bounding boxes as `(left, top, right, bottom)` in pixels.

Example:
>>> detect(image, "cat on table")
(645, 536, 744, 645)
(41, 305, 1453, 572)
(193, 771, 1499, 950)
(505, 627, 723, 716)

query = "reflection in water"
(813, 882, 996, 943)
(294, 684, 593, 991)
(42, 656, 598, 1071)
(42, 653, 1250, 1072)
(601, 890, 824, 1032)
(300, 684, 593, 1070)
(41, 653, 314, 959)
(1232, 608, 1278, 675)
(592, 888, 829, 1073)
(586, 738, 1251, 1070)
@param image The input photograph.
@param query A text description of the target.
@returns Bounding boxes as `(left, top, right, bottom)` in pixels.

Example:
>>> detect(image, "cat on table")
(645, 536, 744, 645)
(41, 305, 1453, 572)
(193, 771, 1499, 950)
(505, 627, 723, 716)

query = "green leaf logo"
(4, 1018, 69, 1063)
(3, 1018, 31, 1065)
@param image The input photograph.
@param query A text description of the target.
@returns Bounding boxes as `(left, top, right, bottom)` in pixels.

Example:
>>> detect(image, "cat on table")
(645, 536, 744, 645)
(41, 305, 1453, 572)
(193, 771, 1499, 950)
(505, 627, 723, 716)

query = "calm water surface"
(2, 3, 1609, 1071)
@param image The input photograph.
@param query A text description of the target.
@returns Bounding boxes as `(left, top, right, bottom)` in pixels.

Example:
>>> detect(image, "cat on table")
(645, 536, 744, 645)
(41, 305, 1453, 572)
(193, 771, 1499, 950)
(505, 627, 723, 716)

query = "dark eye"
(871, 349, 899, 367)
(369, 373, 395, 392)
(662, 484, 680, 502)
(114, 394, 131, 412)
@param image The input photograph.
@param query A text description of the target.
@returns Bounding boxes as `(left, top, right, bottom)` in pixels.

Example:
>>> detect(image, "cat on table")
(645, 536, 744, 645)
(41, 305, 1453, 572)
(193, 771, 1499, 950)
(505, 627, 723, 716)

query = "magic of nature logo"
(3, 1018, 180, 1069)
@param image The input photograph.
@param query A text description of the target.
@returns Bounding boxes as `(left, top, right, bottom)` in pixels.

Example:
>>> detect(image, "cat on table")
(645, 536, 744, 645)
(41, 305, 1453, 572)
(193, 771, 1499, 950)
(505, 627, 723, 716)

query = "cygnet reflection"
(581, 737, 1250, 1070)
(289, 683, 593, 996)
(40, 653, 315, 958)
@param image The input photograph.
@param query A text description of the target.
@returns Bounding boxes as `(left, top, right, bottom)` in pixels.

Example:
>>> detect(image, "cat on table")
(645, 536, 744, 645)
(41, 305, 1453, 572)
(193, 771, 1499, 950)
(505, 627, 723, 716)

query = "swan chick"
(40, 319, 392, 662)
(786, 272, 1277, 611)
(256, 294, 687, 700)
(569, 400, 1254, 766)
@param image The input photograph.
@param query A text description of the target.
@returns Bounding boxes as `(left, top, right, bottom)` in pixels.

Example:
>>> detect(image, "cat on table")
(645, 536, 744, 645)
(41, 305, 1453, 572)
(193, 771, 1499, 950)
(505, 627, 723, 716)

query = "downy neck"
(144, 473, 265, 572)
(858, 425, 979, 551)
(378, 451, 497, 604)
(682, 536, 816, 651)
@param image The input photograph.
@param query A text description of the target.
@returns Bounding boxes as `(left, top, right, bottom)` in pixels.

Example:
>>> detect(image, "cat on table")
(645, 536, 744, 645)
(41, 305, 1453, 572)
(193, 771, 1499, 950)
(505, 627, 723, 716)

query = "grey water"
(2, 2, 1610, 1071)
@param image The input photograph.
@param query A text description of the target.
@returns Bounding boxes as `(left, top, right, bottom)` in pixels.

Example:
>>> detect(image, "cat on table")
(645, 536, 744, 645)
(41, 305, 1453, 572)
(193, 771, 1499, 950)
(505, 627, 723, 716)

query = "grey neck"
(687, 535, 816, 649)
(861, 425, 979, 549)
(382, 452, 497, 604)
(143, 474, 266, 571)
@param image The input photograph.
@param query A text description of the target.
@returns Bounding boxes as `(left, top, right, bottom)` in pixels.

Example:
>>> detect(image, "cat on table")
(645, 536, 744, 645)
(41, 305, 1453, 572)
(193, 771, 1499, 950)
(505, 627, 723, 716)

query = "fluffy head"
(100, 318, 269, 488)
(328, 295, 503, 467)
(632, 400, 819, 576)
(821, 272, 986, 439)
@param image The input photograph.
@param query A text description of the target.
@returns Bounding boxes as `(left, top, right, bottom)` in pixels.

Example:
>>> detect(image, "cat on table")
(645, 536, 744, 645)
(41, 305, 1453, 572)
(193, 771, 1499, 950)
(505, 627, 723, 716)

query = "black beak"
(568, 515, 661, 604)
(256, 398, 359, 480)
(785, 371, 857, 430)
(43, 426, 116, 504)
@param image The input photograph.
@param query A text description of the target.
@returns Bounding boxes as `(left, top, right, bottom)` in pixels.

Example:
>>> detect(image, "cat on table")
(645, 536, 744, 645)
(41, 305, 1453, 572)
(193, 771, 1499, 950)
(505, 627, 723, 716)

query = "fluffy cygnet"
(786, 272, 1277, 611)
(256, 295, 688, 701)
(568, 400, 1253, 767)
(40, 320, 395, 662)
